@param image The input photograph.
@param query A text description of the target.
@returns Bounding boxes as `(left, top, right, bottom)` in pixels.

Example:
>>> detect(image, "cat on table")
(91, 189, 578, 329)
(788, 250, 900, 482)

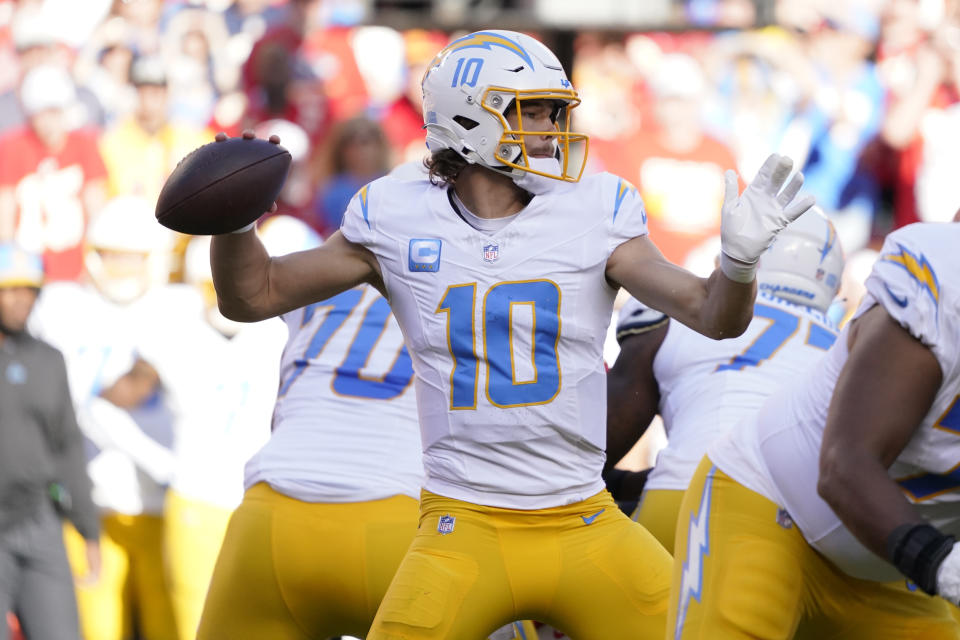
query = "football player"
(153, 233, 287, 640)
(198, 215, 536, 639)
(30, 196, 179, 640)
(670, 220, 960, 637)
(209, 30, 815, 638)
(605, 208, 844, 553)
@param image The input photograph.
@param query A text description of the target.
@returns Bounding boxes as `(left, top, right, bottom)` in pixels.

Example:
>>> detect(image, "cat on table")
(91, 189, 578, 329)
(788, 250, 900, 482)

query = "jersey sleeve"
(339, 181, 376, 248)
(605, 174, 648, 254)
(616, 296, 668, 344)
(861, 232, 943, 354)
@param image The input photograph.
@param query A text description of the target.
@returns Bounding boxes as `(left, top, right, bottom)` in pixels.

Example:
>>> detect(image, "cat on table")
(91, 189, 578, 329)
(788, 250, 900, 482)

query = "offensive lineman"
(669, 220, 960, 637)
(606, 208, 845, 553)
(209, 30, 814, 638)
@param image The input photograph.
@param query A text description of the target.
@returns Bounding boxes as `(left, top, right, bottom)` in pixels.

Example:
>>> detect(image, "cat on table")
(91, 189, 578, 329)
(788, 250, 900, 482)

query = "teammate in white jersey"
(670, 221, 960, 638)
(208, 30, 815, 638)
(30, 197, 180, 640)
(605, 208, 844, 553)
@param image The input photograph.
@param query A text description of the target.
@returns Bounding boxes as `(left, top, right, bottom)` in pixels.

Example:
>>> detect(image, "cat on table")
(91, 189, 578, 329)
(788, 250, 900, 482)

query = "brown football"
(155, 137, 292, 235)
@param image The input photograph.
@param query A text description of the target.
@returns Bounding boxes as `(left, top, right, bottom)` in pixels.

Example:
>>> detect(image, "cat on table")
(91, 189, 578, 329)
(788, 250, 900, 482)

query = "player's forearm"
(818, 447, 924, 559)
(697, 268, 755, 339)
(211, 228, 276, 321)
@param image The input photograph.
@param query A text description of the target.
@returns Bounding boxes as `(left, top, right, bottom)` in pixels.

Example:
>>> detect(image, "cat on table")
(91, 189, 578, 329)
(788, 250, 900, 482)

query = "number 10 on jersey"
(437, 280, 562, 409)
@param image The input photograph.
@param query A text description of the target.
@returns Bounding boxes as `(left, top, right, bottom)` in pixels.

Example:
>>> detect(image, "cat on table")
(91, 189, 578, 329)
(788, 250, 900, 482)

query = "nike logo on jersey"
(883, 283, 908, 308)
(581, 508, 604, 525)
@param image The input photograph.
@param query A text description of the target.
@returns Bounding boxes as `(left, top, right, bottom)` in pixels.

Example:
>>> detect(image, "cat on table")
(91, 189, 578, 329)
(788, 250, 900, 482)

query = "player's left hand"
(719, 153, 815, 283)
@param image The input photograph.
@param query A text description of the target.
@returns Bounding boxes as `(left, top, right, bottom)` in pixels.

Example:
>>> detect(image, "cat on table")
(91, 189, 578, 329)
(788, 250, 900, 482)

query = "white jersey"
(30, 282, 177, 515)
(711, 222, 960, 581)
(616, 291, 837, 492)
(136, 287, 287, 509)
(244, 285, 423, 502)
(340, 172, 648, 509)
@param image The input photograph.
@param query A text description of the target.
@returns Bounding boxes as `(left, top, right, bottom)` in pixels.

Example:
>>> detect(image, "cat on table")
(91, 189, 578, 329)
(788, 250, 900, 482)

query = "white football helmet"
(421, 30, 588, 183)
(257, 215, 322, 256)
(85, 196, 173, 304)
(757, 207, 845, 313)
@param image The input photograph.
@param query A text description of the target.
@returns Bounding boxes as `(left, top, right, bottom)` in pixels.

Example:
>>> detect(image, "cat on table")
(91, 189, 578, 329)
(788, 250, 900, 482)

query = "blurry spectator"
(99, 55, 210, 282)
(162, 7, 234, 128)
(0, 243, 100, 640)
(593, 53, 739, 267)
(240, 2, 330, 148)
(100, 55, 211, 202)
(74, 17, 139, 126)
(0, 5, 104, 134)
(704, 28, 814, 178)
(312, 116, 390, 234)
(379, 29, 447, 162)
(573, 33, 645, 143)
(873, 0, 960, 227)
(110, 0, 164, 57)
(785, 12, 884, 252)
(0, 65, 108, 282)
(221, 0, 290, 94)
(30, 198, 178, 640)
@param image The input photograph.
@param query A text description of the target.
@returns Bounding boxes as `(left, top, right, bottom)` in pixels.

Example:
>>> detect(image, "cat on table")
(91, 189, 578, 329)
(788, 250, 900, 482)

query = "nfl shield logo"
(776, 508, 793, 529)
(437, 514, 456, 535)
(483, 243, 499, 263)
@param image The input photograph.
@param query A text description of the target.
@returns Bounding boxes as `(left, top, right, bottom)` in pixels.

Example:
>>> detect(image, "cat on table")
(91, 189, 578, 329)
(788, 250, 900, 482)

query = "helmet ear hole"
(453, 115, 479, 130)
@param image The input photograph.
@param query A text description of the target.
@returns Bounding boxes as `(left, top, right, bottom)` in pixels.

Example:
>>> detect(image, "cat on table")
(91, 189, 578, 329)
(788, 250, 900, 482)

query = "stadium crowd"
(2, 0, 960, 638)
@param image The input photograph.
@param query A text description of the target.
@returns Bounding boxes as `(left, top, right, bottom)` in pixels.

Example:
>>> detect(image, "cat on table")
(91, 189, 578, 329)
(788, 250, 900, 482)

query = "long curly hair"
(424, 148, 468, 186)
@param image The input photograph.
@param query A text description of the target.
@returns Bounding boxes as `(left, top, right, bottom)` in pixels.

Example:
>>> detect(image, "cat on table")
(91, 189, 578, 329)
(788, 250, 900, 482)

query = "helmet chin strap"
(511, 156, 564, 195)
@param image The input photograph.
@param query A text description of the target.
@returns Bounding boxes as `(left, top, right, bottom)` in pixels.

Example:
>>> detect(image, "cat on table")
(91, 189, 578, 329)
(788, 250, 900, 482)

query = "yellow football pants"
(64, 514, 177, 640)
(198, 483, 420, 639)
(669, 457, 960, 640)
(634, 488, 685, 554)
(368, 488, 671, 640)
(164, 491, 232, 640)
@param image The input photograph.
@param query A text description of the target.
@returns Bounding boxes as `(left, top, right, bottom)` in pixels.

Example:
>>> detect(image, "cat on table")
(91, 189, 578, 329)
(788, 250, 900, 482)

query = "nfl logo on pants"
(483, 243, 499, 263)
(437, 514, 456, 535)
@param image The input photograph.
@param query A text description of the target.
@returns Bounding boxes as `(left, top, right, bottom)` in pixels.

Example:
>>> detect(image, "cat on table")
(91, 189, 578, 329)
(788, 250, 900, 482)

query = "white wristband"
(229, 221, 256, 234)
(720, 251, 757, 284)
(937, 542, 960, 605)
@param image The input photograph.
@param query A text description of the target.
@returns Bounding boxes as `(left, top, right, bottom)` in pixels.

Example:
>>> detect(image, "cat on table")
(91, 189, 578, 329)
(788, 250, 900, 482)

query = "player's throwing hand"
(719, 153, 815, 282)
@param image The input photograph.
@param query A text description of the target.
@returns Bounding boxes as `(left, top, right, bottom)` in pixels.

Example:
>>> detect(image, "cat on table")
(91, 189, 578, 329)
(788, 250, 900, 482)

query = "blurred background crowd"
(3, 0, 960, 638)
(5, 0, 960, 287)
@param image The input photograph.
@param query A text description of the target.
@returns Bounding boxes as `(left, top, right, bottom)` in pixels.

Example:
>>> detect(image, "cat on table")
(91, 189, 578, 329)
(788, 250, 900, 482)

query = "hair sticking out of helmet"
(85, 196, 173, 304)
(420, 30, 588, 186)
(757, 207, 845, 313)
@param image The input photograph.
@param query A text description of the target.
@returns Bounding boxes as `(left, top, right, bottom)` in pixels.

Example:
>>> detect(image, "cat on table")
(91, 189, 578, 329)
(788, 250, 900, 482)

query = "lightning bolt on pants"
(668, 456, 960, 640)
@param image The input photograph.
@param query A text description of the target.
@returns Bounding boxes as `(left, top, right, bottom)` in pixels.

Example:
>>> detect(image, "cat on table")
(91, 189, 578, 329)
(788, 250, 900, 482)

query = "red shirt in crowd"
(0, 127, 107, 281)
(593, 133, 739, 267)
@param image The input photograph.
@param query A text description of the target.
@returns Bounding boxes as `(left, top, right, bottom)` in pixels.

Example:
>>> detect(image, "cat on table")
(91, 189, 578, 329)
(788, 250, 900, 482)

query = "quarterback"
(606, 208, 844, 553)
(199, 216, 536, 640)
(670, 220, 960, 638)
(210, 30, 814, 638)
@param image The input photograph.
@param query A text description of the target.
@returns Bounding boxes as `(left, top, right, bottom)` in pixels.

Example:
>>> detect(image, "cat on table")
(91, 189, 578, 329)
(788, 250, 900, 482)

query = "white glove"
(937, 542, 960, 605)
(720, 154, 815, 283)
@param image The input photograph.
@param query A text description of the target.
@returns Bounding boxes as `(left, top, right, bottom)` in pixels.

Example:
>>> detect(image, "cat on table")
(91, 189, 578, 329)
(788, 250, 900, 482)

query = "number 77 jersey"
(340, 172, 649, 509)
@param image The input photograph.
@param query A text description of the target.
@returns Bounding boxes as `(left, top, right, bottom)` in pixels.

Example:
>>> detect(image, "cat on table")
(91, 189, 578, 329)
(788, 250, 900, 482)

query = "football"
(155, 136, 292, 235)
